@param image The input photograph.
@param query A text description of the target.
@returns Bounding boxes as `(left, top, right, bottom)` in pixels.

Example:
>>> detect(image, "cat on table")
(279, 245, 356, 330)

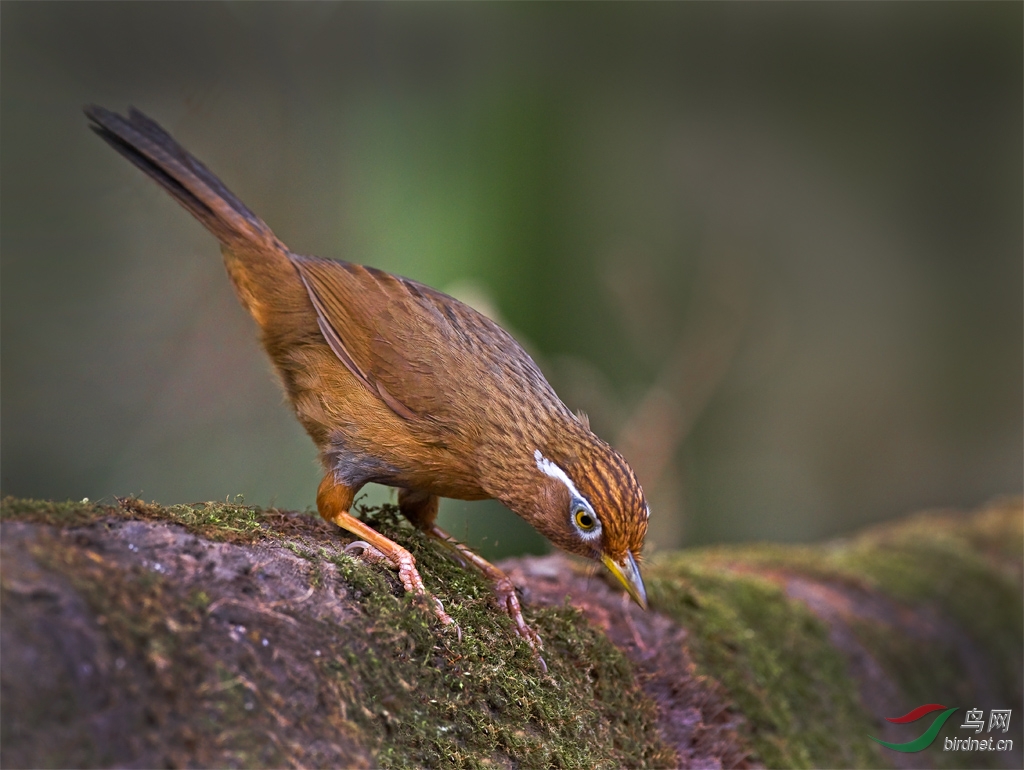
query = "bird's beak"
(601, 551, 648, 610)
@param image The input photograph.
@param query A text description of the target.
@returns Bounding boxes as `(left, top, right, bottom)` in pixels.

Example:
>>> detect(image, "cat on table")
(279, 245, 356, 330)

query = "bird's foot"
(420, 524, 547, 672)
(492, 575, 543, 650)
(492, 575, 547, 672)
(344, 540, 458, 632)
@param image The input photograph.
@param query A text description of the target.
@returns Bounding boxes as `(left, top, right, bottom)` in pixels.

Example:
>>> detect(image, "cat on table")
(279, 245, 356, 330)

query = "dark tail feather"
(85, 105, 278, 250)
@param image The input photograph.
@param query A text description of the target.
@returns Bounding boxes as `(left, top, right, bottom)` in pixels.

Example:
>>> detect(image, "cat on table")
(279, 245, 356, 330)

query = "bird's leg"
(317, 475, 454, 627)
(398, 489, 545, 664)
(428, 525, 545, 656)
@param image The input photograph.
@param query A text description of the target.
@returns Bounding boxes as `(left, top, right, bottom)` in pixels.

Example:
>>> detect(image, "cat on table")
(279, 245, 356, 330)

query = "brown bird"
(85, 106, 649, 653)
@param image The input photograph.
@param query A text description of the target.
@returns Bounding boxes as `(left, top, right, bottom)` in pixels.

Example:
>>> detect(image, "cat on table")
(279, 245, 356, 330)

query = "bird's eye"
(574, 507, 596, 530)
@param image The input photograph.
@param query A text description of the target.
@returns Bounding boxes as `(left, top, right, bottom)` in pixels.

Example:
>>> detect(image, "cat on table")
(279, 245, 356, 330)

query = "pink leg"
(398, 489, 545, 669)
(317, 475, 454, 627)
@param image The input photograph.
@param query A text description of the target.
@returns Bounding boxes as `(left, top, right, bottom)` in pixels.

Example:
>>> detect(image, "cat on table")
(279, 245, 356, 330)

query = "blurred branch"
(613, 237, 755, 494)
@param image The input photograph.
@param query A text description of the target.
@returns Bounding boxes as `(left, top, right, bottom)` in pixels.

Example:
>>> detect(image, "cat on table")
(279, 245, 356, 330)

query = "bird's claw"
(344, 539, 456, 629)
(427, 595, 456, 628)
(434, 597, 463, 642)
(493, 578, 546, 670)
(343, 537, 539, 668)
(344, 540, 389, 565)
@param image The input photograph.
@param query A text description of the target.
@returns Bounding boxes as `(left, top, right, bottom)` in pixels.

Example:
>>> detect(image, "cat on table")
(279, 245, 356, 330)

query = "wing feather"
(292, 255, 482, 425)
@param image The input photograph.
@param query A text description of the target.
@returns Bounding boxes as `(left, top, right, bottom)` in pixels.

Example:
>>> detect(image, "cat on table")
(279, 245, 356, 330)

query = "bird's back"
(86, 106, 570, 499)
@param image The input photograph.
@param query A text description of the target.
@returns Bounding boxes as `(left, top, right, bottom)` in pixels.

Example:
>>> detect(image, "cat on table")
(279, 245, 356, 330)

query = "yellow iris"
(574, 507, 595, 530)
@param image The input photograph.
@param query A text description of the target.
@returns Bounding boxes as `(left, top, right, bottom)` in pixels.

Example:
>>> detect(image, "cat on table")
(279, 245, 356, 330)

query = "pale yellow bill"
(601, 551, 647, 609)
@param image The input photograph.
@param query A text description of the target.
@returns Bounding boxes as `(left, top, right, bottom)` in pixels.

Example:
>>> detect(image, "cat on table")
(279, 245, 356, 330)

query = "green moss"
(188, 589, 212, 611)
(832, 507, 1024, 709)
(704, 505, 1024, 702)
(119, 497, 270, 543)
(3, 497, 674, 767)
(647, 554, 880, 769)
(0, 496, 118, 527)
(0, 495, 290, 545)
(6, 493, 1020, 768)
(645, 503, 1023, 769)
(299, 504, 675, 769)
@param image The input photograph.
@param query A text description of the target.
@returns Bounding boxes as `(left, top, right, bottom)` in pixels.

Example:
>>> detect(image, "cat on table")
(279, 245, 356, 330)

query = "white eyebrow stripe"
(535, 449, 603, 542)
(534, 450, 591, 510)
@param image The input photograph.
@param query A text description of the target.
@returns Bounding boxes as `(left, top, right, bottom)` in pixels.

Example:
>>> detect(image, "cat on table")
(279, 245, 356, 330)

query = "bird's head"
(527, 443, 649, 609)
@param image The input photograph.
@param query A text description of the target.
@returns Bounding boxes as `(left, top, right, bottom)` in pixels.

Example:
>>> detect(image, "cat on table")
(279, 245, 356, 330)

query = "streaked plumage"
(86, 106, 649, 649)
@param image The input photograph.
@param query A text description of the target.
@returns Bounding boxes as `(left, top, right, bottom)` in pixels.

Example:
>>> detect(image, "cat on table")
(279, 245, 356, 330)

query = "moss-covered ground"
(644, 498, 1023, 770)
(1, 495, 270, 543)
(1, 496, 674, 768)
(647, 554, 879, 768)
(834, 502, 1023, 707)
(4, 495, 1019, 768)
(300, 505, 675, 769)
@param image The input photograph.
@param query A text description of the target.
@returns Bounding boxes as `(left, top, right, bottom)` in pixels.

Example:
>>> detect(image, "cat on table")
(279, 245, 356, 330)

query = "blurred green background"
(2, 2, 1020, 559)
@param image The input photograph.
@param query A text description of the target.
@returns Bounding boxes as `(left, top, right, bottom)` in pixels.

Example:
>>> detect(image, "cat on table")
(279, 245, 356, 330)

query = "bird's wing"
(291, 255, 524, 428)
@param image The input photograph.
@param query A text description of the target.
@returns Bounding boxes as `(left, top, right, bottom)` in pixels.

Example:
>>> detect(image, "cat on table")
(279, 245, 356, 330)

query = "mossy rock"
(1, 495, 1020, 768)
(646, 497, 1022, 769)
(0, 497, 674, 769)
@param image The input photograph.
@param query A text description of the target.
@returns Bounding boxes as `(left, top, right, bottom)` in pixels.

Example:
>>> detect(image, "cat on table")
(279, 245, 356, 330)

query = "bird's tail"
(85, 106, 281, 251)
(85, 106, 305, 330)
